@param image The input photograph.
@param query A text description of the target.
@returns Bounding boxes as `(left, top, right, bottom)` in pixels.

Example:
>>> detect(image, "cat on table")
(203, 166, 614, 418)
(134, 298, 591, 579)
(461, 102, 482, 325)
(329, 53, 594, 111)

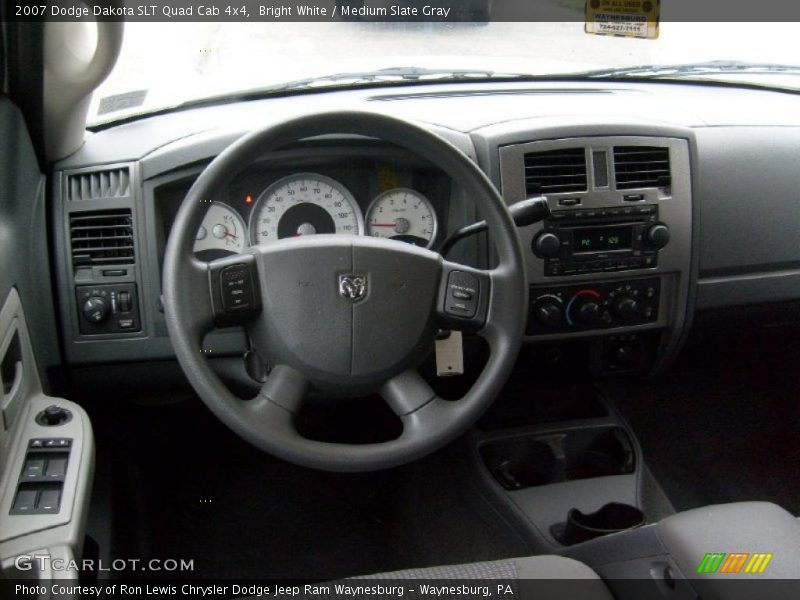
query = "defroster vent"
(66, 167, 131, 201)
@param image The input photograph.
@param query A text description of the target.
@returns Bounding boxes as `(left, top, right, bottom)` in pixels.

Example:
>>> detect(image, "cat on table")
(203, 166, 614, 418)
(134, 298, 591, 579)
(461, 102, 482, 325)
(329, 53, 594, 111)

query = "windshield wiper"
(580, 60, 800, 80)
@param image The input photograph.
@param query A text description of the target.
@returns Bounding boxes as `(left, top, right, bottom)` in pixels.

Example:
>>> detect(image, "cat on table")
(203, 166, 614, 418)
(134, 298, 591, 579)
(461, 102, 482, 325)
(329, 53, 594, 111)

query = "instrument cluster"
(191, 168, 443, 261)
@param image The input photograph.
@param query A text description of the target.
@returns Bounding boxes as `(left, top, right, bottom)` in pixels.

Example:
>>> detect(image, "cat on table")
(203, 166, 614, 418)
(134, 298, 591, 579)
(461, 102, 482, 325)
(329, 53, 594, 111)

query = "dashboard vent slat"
(70, 209, 135, 266)
(66, 167, 131, 201)
(524, 148, 587, 194)
(613, 146, 671, 190)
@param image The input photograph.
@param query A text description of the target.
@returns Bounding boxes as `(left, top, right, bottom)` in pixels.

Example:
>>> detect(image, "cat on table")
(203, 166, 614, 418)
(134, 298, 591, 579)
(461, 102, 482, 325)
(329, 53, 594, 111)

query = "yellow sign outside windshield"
(585, 0, 660, 40)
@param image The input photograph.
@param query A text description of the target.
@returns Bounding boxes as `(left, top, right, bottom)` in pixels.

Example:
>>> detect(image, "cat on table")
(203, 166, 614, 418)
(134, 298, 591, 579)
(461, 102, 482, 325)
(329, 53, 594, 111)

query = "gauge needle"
(225, 233, 238, 240)
(371, 223, 397, 227)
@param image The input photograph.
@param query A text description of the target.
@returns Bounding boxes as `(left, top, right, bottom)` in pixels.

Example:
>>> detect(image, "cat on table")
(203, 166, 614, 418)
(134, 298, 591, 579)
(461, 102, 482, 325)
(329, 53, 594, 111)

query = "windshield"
(90, 21, 800, 125)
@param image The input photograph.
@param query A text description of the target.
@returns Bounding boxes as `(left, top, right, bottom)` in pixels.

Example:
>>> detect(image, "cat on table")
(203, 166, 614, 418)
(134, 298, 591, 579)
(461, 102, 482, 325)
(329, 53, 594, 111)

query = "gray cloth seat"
(357, 555, 614, 600)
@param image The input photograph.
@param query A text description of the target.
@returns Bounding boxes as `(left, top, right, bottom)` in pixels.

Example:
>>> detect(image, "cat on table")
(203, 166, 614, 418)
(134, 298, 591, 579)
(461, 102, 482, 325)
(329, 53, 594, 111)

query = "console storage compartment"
(480, 425, 634, 490)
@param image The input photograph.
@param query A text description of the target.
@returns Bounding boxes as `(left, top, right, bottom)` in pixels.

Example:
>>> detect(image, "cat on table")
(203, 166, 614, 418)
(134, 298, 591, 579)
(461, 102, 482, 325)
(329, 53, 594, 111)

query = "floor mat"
(608, 326, 800, 515)
(83, 395, 528, 580)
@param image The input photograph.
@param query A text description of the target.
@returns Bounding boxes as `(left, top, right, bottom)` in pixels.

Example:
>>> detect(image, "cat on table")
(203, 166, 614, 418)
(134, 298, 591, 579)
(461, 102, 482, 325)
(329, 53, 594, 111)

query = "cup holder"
(551, 502, 645, 546)
(480, 426, 634, 490)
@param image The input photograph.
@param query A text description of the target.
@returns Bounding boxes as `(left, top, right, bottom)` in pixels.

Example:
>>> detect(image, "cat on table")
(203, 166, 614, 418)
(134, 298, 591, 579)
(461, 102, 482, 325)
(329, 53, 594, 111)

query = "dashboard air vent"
(613, 146, 671, 190)
(66, 167, 131, 201)
(70, 210, 135, 266)
(524, 148, 587, 195)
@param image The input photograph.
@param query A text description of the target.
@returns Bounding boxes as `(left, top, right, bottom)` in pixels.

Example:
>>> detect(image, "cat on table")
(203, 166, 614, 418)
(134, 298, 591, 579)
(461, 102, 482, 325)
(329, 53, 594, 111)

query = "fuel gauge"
(193, 202, 246, 260)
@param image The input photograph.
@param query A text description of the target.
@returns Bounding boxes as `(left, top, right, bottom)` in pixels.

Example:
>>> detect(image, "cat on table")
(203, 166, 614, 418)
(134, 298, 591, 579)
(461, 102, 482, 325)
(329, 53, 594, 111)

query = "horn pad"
(248, 236, 440, 394)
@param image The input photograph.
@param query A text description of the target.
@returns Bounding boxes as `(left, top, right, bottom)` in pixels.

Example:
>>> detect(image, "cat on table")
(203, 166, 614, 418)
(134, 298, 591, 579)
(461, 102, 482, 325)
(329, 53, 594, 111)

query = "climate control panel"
(527, 278, 660, 335)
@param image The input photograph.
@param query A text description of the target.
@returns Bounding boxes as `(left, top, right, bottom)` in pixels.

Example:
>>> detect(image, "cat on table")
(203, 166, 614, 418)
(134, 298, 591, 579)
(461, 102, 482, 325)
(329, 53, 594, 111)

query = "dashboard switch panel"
(528, 278, 660, 335)
(76, 283, 140, 334)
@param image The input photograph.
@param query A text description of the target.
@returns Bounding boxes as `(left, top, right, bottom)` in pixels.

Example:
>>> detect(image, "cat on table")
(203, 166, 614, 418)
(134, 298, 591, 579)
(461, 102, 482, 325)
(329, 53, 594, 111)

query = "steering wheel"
(163, 112, 527, 472)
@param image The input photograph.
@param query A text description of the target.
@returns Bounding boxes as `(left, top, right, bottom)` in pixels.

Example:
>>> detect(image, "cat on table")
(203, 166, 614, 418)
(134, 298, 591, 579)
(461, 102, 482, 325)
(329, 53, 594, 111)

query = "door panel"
(0, 97, 93, 580)
(0, 97, 59, 386)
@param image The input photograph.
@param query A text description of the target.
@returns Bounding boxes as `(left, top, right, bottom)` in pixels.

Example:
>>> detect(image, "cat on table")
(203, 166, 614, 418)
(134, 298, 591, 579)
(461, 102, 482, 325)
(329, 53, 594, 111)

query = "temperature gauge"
(365, 188, 437, 248)
(193, 202, 246, 260)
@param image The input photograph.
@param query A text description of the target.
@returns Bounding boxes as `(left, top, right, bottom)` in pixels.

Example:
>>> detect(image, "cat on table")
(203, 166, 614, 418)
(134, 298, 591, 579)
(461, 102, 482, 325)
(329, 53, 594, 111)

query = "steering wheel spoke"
(163, 256, 217, 342)
(381, 369, 438, 416)
(258, 364, 309, 414)
(435, 259, 492, 333)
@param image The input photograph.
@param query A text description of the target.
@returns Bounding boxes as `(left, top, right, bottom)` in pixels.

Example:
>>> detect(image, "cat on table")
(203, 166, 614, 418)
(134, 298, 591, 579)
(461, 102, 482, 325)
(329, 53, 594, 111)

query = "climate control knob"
(82, 297, 110, 323)
(533, 299, 564, 326)
(612, 296, 640, 320)
(576, 301, 603, 325)
(645, 223, 671, 249)
(532, 232, 561, 258)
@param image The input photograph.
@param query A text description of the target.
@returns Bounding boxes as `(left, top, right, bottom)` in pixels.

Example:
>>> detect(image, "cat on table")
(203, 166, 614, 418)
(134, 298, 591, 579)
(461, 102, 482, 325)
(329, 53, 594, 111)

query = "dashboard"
(50, 79, 800, 378)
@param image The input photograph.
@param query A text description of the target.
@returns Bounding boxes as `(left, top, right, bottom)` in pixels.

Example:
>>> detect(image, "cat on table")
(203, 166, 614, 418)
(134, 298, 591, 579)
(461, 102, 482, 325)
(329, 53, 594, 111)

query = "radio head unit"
(532, 205, 670, 276)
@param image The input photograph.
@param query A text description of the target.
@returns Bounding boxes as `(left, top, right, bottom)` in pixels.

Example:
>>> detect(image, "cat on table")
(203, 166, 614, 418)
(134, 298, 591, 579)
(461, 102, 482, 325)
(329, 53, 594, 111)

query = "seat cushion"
(359, 555, 614, 600)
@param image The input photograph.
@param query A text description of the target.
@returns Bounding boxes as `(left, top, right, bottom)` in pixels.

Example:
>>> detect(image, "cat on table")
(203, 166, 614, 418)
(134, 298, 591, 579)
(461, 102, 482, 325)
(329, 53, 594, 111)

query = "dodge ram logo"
(338, 274, 367, 301)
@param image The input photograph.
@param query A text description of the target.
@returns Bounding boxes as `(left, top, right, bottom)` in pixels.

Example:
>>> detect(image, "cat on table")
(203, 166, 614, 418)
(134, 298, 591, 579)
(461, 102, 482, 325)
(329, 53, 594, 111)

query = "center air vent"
(66, 167, 131, 201)
(524, 148, 587, 195)
(70, 210, 135, 266)
(613, 146, 671, 190)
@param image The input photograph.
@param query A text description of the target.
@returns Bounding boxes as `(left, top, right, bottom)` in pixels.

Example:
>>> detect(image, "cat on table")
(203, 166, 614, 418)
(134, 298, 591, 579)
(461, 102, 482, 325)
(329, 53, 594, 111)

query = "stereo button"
(532, 232, 561, 258)
(645, 223, 671, 249)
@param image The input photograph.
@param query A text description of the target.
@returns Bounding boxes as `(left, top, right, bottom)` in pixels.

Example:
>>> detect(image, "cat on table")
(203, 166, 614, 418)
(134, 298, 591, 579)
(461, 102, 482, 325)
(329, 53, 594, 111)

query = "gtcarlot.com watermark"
(15, 554, 194, 573)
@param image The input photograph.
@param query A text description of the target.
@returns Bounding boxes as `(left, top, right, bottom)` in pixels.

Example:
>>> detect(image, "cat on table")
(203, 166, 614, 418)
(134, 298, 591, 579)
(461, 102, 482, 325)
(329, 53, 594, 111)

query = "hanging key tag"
(435, 330, 464, 376)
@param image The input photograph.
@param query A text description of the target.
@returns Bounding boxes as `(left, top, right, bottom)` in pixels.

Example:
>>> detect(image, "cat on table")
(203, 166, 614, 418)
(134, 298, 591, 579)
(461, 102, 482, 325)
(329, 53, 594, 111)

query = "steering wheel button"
(445, 271, 479, 319)
(220, 265, 254, 311)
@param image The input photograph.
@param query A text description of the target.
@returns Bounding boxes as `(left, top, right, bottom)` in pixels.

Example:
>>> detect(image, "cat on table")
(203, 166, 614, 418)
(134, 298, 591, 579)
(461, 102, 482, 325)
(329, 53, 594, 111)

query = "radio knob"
(82, 296, 110, 323)
(532, 232, 561, 258)
(533, 299, 564, 326)
(576, 301, 603, 325)
(645, 223, 671, 249)
(612, 296, 640, 320)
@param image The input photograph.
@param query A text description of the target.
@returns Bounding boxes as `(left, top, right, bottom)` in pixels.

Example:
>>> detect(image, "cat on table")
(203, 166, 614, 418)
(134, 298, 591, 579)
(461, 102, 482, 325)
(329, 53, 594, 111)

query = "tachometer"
(250, 173, 363, 246)
(193, 202, 246, 260)
(366, 188, 437, 248)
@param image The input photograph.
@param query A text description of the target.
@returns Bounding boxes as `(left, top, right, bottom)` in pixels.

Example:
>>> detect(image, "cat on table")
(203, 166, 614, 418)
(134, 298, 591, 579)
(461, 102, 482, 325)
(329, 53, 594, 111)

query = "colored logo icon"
(697, 552, 773, 574)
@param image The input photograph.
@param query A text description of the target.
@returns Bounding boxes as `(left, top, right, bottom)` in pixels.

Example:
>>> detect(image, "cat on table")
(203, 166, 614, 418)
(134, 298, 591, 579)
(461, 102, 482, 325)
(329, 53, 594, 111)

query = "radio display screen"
(572, 226, 632, 253)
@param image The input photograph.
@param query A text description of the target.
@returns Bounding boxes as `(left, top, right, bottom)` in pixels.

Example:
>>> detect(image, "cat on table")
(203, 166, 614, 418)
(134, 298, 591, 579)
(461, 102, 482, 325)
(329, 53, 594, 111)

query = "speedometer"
(365, 188, 437, 248)
(249, 173, 363, 246)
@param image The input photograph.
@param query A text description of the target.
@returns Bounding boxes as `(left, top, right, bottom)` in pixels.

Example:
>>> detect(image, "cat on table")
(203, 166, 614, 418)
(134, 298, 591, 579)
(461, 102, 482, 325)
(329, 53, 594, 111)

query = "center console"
(497, 134, 694, 375)
(463, 128, 698, 575)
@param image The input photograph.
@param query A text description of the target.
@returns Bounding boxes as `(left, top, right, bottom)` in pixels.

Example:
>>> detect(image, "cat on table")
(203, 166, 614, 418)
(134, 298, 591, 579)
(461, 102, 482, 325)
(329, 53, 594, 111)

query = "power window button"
(22, 459, 45, 479)
(46, 457, 68, 479)
(38, 489, 61, 513)
(13, 489, 37, 513)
